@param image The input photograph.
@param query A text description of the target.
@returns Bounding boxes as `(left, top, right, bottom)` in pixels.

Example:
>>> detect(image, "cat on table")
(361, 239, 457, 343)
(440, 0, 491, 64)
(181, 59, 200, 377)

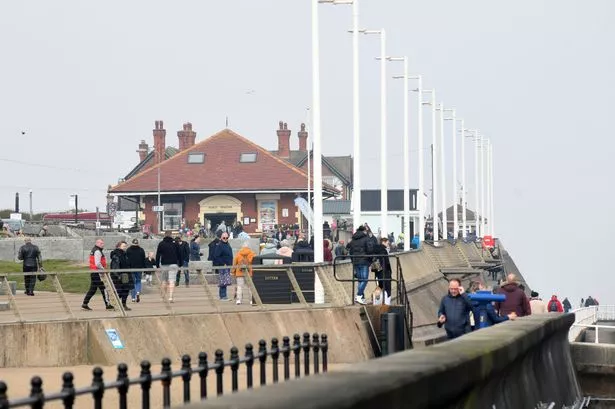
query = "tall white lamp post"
(422, 89, 438, 242)
(410, 77, 425, 243)
(444, 108, 458, 239)
(311, 0, 324, 263)
(391, 56, 410, 250)
(437, 103, 447, 239)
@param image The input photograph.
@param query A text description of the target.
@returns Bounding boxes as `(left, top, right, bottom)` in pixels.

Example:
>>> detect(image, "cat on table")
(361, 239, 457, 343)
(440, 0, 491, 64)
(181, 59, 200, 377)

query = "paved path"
(0, 282, 336, 323)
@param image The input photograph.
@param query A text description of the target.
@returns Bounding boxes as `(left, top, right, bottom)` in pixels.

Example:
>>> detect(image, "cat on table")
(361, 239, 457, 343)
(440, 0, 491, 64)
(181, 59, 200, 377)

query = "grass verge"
(0, 260, 90, 293)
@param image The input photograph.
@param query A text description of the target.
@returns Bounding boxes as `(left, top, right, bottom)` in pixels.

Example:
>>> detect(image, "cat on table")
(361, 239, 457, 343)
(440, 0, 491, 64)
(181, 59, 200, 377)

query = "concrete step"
(0, 302, 9, 311)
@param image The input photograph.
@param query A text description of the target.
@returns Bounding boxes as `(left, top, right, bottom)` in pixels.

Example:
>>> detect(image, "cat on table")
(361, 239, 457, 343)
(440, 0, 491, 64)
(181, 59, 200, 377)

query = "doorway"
(205, 213, 237, 233)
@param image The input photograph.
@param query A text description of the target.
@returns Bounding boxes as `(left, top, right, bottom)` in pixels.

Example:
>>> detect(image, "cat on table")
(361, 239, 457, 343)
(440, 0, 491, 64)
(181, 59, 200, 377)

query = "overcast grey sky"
(1, 1, 613, 303)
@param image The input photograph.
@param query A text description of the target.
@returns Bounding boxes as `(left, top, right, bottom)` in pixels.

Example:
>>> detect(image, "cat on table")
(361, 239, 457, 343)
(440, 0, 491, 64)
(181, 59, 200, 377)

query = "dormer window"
(240, 153, 257, 163)
(188, 152, 205, 164)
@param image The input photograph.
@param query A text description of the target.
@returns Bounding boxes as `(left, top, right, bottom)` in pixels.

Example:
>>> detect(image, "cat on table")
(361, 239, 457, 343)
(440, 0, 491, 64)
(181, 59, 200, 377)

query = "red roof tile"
(110, 128, 337, 194)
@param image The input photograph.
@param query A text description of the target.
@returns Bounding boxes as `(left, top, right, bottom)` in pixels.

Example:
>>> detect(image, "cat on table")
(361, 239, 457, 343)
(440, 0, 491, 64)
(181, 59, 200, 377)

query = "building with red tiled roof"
(109, 121, 339, 234)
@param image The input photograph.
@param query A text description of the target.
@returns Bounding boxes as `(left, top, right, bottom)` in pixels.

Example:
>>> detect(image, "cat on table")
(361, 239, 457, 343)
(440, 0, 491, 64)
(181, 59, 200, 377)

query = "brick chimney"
(276, 121, 291, 159)
(153, 120, 166, 164)
(298, 123, 308, 152)
(177, 122, 197, 151)
(137, 140, 149, 162)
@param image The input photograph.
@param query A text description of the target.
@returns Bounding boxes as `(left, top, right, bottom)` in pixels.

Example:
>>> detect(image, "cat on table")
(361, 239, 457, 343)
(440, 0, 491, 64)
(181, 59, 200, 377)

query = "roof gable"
(124, 147, 178, 180)
(293, 152, 352, 185)
(111, 129, 337, 194)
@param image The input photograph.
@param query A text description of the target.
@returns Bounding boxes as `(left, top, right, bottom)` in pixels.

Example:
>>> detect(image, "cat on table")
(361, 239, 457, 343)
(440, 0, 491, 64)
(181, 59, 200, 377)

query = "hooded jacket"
(277, 246, 293, 260)
(156, 236, 181, 267)
(292, 240, 314, 263)
(346, 231, 374, 265)
(233, 247, 255, 277)
(260, 242, 278, 265)
(212, 240, 233, 267)
(529, 297, 548, 314)
(323, 240, 333, 262)
(547, 296, 564, 313)
(126, 245, 146, 269)
(495, 282, 531, 317)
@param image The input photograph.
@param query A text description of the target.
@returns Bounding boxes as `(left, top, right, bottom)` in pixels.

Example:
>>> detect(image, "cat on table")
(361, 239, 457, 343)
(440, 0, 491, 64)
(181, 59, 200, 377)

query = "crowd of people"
(433, 272, 578, 340)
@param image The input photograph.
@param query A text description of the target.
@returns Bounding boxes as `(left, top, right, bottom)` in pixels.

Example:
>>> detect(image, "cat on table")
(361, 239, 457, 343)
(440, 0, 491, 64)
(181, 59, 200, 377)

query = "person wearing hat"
(126, 238, 146, 303)
(17, 237, 42, 296)
(529, 290, 548, 314)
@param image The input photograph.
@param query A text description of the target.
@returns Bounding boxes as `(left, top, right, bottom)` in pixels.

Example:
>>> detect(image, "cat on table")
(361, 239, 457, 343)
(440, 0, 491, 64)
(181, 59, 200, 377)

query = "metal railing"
(0, 333, 328, 409)
(0, 262, 350, 323)
(332, 254, 413, 349)
(569, 305, 615, 342)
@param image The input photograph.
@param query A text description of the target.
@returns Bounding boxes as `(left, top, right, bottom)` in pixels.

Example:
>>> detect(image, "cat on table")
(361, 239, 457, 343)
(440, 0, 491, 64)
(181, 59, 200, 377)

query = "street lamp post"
(444, 109, 458, 239)
(311, 0, 324, 263)
(70, 194, 78, 224)
(410, 76, 425, 243)
(391, 56, 410, 250)
(422, 89, 438, 242)
(437, 103, 447, 239)
(489, 142, 495, 237)
(364, 29, 387, 238)
(459, 121, 467, 239)
(480, 135, 486, 237)
(29, 190, 33, 221)
(321, 0, 360, 235)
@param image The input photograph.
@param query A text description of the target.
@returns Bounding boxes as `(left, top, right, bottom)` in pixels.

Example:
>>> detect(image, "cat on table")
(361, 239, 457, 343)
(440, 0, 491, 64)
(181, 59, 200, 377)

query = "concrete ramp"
(0, 307, 373, 368)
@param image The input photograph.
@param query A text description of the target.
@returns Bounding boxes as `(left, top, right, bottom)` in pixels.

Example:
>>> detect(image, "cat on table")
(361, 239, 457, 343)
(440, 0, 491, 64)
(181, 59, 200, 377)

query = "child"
(144, 252, 155, 286)
(232, 243, 255, 305)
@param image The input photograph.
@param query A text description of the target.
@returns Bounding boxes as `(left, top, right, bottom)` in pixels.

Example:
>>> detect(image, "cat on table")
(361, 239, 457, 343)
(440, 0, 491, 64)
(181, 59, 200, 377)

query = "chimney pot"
(153, 120, 166, 164)
(276, 120, 292, 159)
(298, 122, 308, 152)
(178, 122, 197, 151)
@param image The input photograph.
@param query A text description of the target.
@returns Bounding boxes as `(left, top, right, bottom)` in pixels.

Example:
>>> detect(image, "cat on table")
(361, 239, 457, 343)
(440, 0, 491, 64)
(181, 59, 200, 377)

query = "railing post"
(215, 349, 225, 396)
(117, 363, 129, 409)
(312, 333, 320, 374)
(271, 338, 280, 383)
(61, 372, 75, 409)
(140, 361, 152, 409)
(230, 347, 240, 393)
(303, 333, 311, 376)
(596, 326, 599, 344)
(244, 344, 254, 389)
(293, 334, 301, 378)
(321, 334, 328, 373)
(197, 352, 208, 400)
(258, 339, 267, 386)
(29, 376, 44, 409)
(161, 358, 172, 409)
(282, 336, 291, 381)
(181, 355, 192, 404)
(91, 367, 104, 409)
(0, 381, 8, 409)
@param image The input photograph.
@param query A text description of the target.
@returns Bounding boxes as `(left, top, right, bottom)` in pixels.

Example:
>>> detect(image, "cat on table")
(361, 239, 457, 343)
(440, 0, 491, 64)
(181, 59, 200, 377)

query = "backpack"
(549, 301, 559, 312)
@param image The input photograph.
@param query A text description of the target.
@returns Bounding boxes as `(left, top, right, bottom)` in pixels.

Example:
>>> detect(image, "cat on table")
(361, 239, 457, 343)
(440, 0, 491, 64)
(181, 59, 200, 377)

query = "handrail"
(569, 305, 615, 342)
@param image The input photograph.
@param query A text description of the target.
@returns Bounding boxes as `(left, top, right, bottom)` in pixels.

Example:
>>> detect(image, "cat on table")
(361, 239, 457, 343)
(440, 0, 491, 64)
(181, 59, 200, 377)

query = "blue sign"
(105, 329, 124, 349)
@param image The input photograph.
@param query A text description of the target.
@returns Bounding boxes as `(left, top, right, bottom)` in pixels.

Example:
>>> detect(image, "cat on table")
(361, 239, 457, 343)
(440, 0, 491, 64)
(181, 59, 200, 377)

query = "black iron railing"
(0, 333, 327, 409)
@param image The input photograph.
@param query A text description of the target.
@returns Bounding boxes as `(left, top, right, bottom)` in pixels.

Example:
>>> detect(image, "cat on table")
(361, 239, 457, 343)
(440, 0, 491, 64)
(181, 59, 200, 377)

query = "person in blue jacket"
(212, 231, 234, 301)
(470, 282, 517, 330)
(437, 278, 474, 339)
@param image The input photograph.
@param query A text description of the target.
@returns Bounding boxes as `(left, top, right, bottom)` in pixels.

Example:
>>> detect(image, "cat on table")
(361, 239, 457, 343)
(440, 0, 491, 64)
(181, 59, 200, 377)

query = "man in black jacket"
(175, 236, 191, 287)
(156, 231, 181, 302)
(126, 238, 146, 303)
(346, 226, 374, 305)
(17, 238, 42, 296)
(437, 278, 473, 339)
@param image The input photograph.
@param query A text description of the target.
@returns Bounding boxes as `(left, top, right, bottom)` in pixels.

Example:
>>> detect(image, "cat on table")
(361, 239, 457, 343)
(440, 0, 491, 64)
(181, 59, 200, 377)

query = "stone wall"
(181, 314, 582, 409)
(0, 237, 260, 264)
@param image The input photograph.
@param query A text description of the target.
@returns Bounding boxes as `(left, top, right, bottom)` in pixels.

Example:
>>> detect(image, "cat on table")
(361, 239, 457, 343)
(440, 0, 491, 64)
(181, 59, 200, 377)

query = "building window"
(240, 153, 257, 163)
(162, 202, 183, 231)
(188, 152, 205, 164)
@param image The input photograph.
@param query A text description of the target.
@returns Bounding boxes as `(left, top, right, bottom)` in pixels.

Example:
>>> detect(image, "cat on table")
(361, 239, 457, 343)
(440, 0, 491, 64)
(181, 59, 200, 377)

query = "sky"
(1, 1, 614, 303)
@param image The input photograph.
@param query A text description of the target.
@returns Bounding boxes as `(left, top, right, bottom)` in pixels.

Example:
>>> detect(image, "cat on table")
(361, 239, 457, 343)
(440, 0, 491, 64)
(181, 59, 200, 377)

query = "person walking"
(346, 225, 375, 305)
(82, 239, 114, 310)
(529, 291, 548, 314)
(156, 231, 181, 303)
(126, 238, 146, 303)
(562, 297, 572, 313)
(110, 241, 133, 311)
(373, 237, 393, 303)
(212, 231, 233, 301)
(495, 274, 532, 317)
(437, 278, 474, 339)
(233, 242, 255, 305)
(144, 252, 156, 286)
(547, 295, 564, 313)
(17, 238, 42, 296)
(175, 236, 190, 287)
